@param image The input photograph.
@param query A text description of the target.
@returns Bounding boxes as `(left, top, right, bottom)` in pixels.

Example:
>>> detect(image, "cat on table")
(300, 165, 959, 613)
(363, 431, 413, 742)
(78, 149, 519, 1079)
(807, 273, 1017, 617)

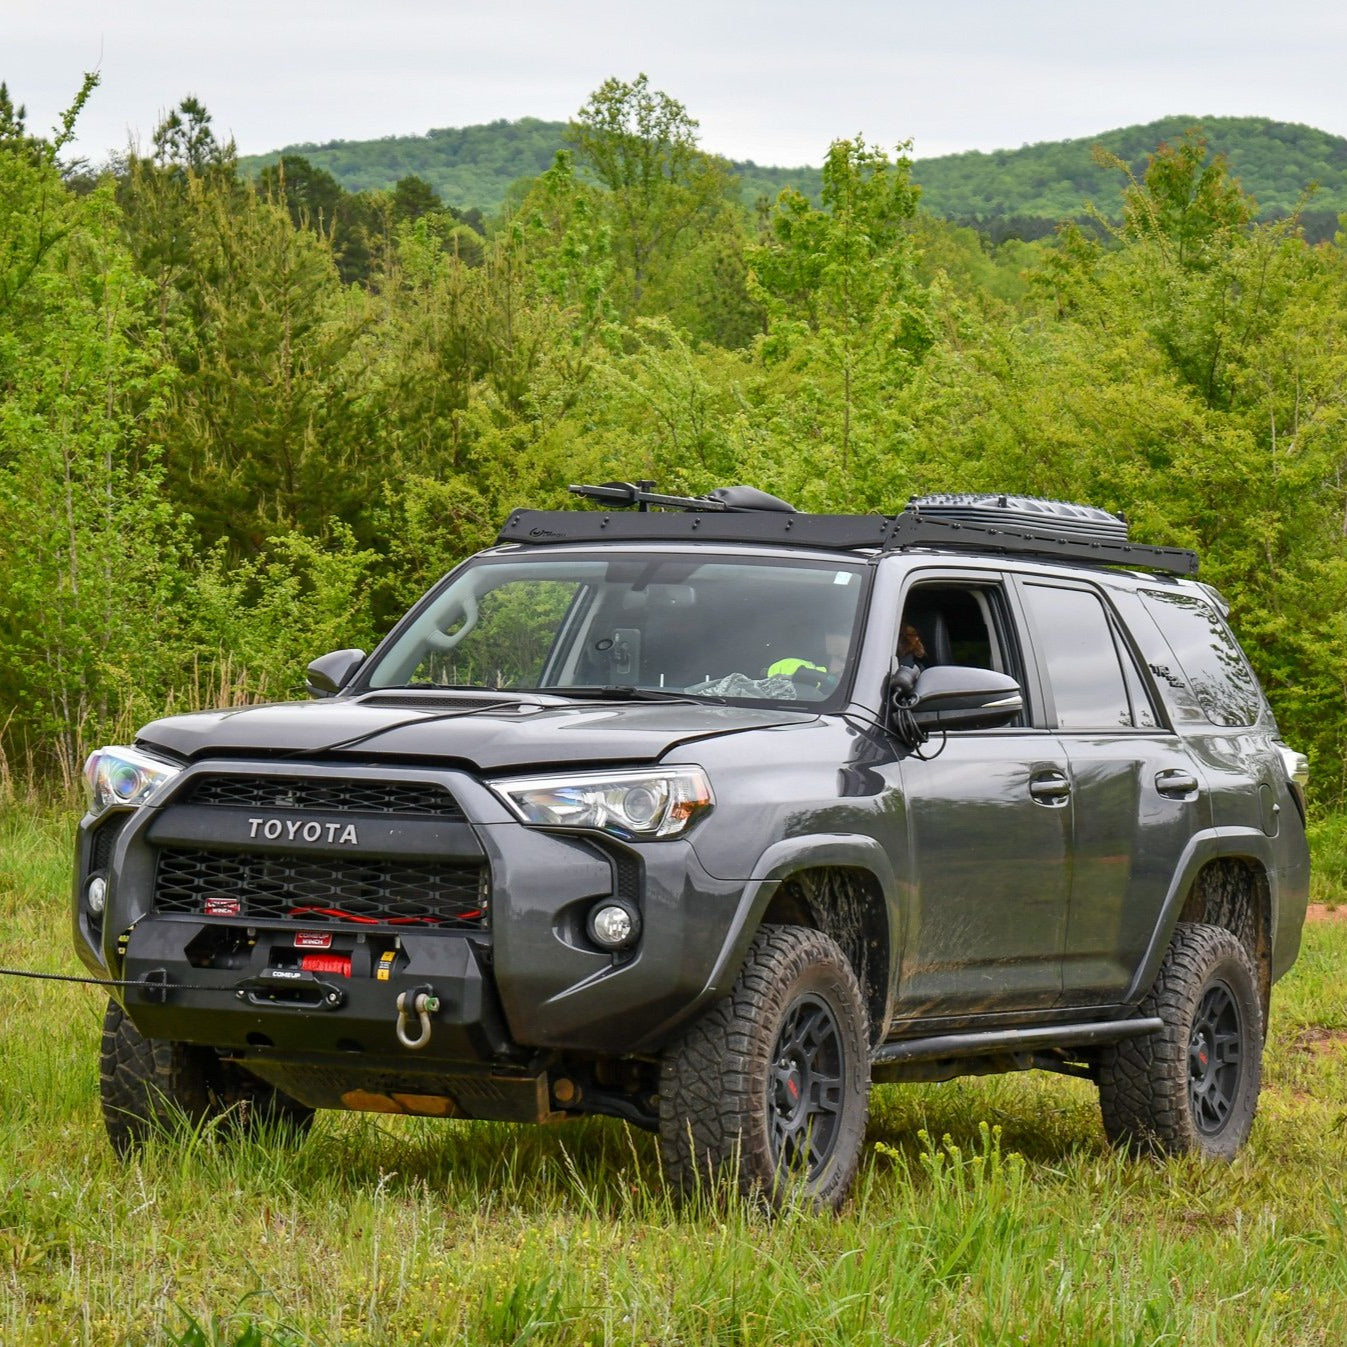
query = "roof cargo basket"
(906, 494, 1128, 544)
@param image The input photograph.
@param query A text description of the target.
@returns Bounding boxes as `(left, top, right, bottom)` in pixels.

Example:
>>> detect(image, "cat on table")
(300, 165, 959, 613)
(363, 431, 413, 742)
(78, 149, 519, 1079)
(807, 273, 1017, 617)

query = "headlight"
(491, 767, 713, 840)
(83, 745, 183, 816)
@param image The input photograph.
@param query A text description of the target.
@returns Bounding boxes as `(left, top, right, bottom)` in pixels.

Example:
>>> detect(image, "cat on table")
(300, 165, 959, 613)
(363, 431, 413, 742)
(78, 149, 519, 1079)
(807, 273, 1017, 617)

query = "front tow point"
(395, 986, 441, 1050)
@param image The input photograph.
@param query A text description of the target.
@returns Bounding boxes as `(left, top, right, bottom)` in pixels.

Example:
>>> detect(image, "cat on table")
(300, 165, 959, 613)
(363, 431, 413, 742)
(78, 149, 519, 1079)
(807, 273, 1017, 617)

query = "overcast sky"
(7, 0, 1347, 168)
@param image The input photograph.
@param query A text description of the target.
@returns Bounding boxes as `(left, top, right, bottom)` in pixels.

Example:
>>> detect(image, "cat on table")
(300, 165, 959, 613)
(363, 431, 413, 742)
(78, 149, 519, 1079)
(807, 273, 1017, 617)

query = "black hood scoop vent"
(357, 693, 523, 711)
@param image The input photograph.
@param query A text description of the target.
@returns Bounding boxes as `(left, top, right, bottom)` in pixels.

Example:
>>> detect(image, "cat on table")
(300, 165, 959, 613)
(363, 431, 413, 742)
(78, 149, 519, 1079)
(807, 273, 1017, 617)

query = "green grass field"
(2, 807, 1345, 1346)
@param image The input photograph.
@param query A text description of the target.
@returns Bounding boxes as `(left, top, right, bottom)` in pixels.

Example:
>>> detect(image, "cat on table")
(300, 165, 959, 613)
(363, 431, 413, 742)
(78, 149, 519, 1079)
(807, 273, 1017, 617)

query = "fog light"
(588, 901, 639, 950)
(87, 875, 107, 915)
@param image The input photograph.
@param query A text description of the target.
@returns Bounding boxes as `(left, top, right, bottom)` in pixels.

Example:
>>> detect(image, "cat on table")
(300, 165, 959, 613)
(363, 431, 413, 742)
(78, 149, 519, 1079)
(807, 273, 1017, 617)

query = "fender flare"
(696, 832, 902, 1023)
(1123, 826, 1279, 1003)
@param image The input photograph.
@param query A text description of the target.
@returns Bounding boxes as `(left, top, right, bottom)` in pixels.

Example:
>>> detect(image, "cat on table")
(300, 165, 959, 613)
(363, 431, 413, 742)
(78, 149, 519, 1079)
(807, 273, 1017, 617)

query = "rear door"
(1014, 578, 1210, 1007)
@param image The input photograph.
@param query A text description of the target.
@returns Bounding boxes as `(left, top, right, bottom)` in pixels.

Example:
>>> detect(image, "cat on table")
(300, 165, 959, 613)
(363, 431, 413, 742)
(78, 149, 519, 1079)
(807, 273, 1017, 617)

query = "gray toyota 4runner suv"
(74, 486, 1310, 1210)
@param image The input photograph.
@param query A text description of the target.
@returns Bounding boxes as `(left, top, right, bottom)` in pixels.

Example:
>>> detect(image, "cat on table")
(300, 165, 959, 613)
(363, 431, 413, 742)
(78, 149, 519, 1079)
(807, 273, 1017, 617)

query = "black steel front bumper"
(73, 760, 755, 1087)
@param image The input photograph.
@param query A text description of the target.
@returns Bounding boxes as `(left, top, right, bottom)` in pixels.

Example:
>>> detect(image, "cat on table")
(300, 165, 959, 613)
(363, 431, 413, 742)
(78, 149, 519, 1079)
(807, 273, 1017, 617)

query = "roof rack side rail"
(497, 509, 889, 549)
(883, 512, 1199, 576)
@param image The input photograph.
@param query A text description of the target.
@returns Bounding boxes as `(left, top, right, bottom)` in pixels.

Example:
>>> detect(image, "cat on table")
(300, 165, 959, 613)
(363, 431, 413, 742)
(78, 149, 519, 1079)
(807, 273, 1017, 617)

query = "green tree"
(152, 95, 234, 177)
(157, 184, 364, 549)
(1110, 133, 1258, 271)
(569, 74, 736, 316)
(512, 152, 615, 365)
(749, 136, 930, 485)
(0, 84, 188, 780)
(392, 174, 443, 223)
(1093, 133, 1271, 410)
(0, 81, 42, 163)
(258, 153, 376, 283)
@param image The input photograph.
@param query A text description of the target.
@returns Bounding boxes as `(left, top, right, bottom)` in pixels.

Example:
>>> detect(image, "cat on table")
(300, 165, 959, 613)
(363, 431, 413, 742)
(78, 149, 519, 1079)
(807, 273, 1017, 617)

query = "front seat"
(900, 596, 952, 667)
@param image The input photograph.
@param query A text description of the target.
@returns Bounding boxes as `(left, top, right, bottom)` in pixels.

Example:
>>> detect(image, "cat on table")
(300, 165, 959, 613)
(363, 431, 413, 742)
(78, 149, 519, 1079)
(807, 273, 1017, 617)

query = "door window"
(1021, 584, 1154, 731)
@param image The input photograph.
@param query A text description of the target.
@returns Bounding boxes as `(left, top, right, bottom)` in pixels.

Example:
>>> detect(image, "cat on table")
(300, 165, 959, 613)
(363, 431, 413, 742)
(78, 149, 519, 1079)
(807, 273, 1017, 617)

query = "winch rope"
(0, 966, 222, 993)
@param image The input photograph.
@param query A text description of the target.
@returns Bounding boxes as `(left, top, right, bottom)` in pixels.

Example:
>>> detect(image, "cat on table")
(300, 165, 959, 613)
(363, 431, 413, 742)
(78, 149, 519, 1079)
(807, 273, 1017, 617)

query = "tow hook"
(395, 985, 440, 1050)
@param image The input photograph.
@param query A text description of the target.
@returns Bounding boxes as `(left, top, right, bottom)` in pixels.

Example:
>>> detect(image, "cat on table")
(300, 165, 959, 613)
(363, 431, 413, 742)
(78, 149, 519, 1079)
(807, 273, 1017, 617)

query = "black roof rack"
(494, 484, 1199, 576)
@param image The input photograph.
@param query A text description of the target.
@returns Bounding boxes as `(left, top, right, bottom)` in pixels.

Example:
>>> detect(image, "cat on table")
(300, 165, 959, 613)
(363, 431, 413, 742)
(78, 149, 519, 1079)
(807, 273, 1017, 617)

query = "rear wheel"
(99, 998, 314, 1158)
(1097, 923, 1262, 1160)
(658, 926, 870, 1211)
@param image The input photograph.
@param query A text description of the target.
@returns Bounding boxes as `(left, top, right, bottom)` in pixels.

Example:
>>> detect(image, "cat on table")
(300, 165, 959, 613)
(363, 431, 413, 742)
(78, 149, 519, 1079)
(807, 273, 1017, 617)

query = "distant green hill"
(913, 115, 1347, 224)
(237, 119, 824, 214)
(239, 115, 1347, 233)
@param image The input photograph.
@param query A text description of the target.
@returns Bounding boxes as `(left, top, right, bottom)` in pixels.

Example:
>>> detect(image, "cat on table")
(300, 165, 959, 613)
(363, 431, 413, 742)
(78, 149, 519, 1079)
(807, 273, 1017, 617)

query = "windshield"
(364, 552, 867, 705)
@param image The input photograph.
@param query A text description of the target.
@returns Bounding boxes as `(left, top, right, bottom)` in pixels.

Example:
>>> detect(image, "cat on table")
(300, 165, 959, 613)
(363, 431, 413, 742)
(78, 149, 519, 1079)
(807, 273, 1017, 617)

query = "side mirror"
(893, 665, 1023, 732)
(305, 648, 367, 699)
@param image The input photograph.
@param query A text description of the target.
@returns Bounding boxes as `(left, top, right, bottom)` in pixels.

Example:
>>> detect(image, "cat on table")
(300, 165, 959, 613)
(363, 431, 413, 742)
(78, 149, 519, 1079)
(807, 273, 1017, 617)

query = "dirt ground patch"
(1305, 903, 1347, 924)
(1292, 1026, 1347, 1056)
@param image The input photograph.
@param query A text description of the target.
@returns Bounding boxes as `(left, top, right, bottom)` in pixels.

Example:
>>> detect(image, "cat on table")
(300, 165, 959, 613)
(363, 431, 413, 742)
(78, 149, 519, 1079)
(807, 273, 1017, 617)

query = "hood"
(134, 693, 814, 773)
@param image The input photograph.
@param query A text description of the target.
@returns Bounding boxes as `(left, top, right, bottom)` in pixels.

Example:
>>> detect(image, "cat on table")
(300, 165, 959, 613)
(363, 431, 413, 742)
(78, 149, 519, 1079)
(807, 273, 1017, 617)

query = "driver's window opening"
(900, 586, 1004, 673)
(899, 583, 1024, 724)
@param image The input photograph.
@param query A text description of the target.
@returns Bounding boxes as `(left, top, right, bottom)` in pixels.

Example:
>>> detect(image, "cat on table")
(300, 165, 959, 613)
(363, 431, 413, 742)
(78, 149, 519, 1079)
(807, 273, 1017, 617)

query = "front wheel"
(1097, 923, 1263, 1160)
(658, 925, 870, 1211)
(99, 998, 314, 1158)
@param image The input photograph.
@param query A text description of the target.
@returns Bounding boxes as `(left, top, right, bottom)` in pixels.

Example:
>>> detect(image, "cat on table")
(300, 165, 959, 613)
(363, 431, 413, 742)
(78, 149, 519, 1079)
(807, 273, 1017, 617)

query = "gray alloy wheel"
(658, 925, 871, 1211)
(1098, 923, 1263, 1160)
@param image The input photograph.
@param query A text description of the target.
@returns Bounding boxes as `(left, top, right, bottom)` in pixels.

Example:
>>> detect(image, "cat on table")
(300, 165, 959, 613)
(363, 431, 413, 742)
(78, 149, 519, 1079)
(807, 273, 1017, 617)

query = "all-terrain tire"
(658, 925, 870, 1212)
(99, 998, 314, 1158)
(1097, 923, 1263, 1160)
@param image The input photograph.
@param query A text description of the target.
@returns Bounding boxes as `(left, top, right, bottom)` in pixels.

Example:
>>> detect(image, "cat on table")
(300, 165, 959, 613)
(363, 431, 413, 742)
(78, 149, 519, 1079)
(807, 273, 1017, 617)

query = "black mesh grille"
(183, 776, 463, 817)
(91, 812, 132, 872)
(612, 852, 642, 902)
(154, 849, 486, 926)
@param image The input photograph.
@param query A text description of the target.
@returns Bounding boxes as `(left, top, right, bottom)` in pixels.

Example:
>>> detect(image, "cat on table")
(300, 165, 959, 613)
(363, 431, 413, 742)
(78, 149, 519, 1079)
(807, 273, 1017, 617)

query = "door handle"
(1029, 772, 1071, 803)
(1155, 770, 1199, 799)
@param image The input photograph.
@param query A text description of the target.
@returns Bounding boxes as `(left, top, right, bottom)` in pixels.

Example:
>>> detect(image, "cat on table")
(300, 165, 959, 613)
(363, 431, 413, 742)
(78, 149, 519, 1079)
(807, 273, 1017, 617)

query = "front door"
(888, 577, 1072, 1019)
(896, 730, 1073, 1016)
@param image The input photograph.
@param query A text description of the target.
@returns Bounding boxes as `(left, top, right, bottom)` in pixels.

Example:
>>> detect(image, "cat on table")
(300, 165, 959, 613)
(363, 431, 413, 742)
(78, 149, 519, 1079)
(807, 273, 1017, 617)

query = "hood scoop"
(356, 693, 530, 711)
